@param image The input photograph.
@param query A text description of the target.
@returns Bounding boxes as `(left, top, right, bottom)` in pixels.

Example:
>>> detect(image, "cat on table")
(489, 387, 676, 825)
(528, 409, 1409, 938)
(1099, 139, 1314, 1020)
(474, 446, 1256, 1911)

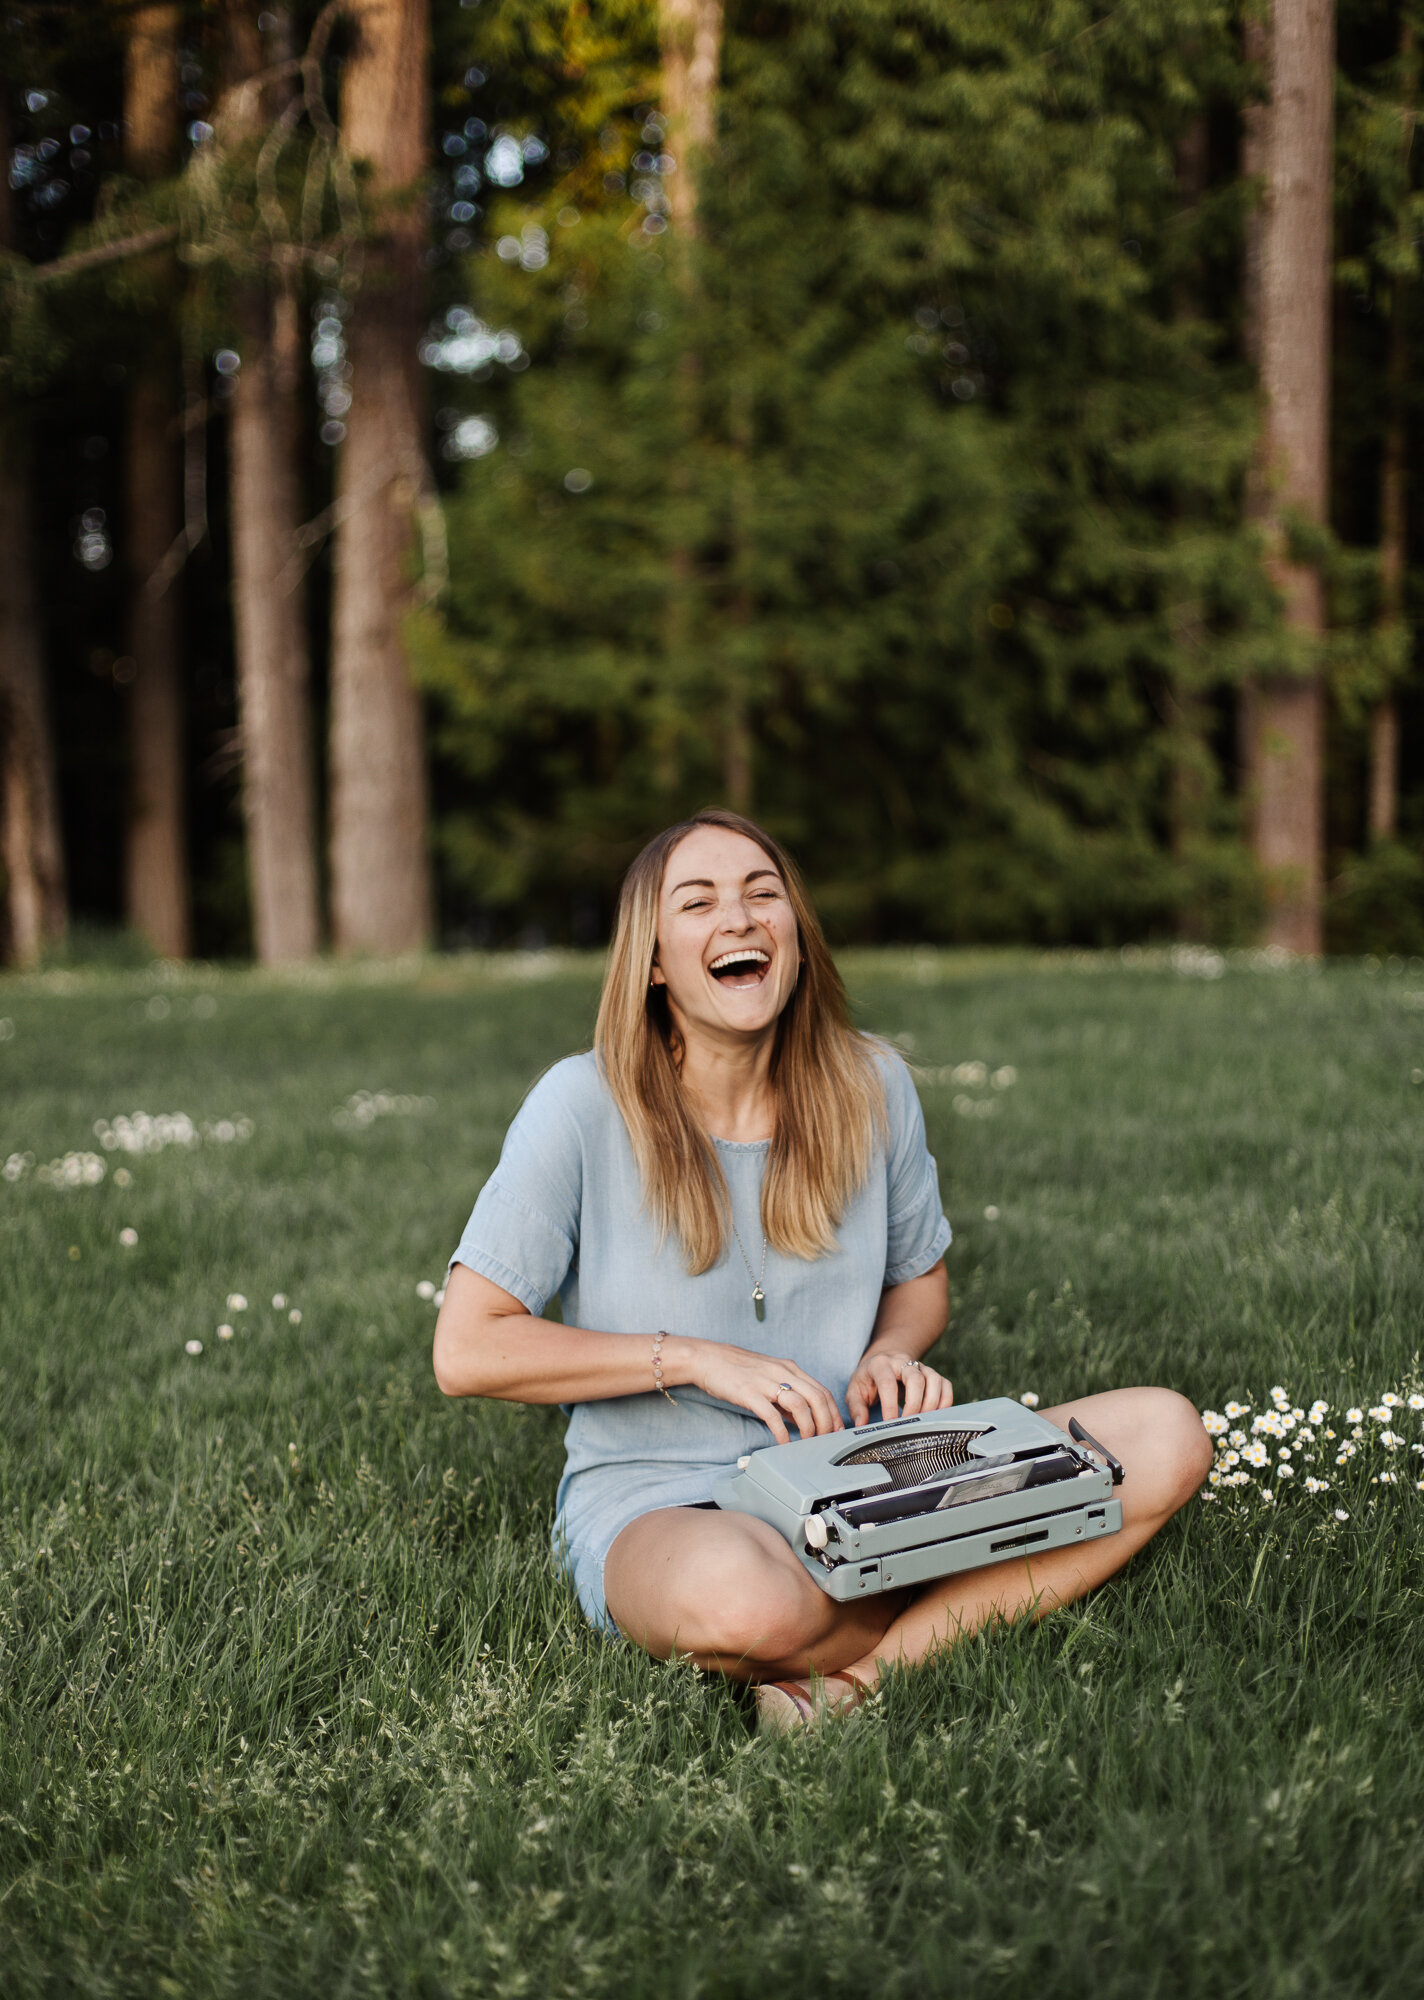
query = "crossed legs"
(603, 1387, 1213, 1686)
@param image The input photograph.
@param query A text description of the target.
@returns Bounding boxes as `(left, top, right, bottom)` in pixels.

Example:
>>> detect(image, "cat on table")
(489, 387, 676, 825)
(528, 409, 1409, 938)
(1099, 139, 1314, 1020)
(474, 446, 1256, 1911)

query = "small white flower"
(1243, 1442, 1269, 1468)
(1304, 1477, 1328, 1493)
(1351, 1426, 1364, 1441)
(1277, 1446, 1291, 1461)
(185, 1339, 203, 1356)
(217, 1323, 233, 1340)
(1308, 1401, 1328, 1422)
(1222, 1450, 1240, 1467)
(1408, 1394, 1424, 1411)
(1207, 1469, 1222, 1486)
(1019, 1391, 1040, 1408)
(1224, 1400, 1249, 1419)
(1376, 1471, 1398, 1485)
(434, 1288, 445, 1308)
(1298, 1427, 1314, 1443)
(227, 1293, 248, 1312)
(1324, 1427, 1336, 1439)
(983, 1205, 1000, 1221)
(1202, 1411, 1228, 1436)
(1290, 1407, 1304, 1422)
(288, 1308, 302, 1324)
(272, 1293, 287, 1309)
(1334, 1508, 1349, 1521)
(1228, 1429, 1247, 1448)
(1368, 1405, 1391, 1424)
(119, 1227, 138, 1247)
(1260, 1487, 1274, 1503)
(1346, 1407, 1364, 1424)
(1277, 1461, 1295, 1478)
(1270, 1386, 1288, 1407)
(416, 1280, 436, 1301)
(1379, 1430, 1404, 1451)
(114, 1167, 132, 1187)
(1381, 1392, 1402, 1409)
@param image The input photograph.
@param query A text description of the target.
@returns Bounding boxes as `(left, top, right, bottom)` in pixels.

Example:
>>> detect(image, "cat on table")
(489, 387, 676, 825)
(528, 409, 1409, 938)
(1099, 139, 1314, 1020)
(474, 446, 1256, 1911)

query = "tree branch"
(29, 223, 180, 286)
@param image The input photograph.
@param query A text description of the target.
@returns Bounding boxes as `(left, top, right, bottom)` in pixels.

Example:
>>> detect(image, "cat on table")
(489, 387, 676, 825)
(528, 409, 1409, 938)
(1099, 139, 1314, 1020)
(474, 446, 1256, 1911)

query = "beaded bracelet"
(652, 1329, 677, 1405)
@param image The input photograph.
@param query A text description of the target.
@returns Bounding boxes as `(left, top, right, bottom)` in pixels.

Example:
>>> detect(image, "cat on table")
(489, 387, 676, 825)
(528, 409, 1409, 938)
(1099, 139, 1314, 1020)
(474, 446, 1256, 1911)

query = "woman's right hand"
(671, 1337, 844, 1445)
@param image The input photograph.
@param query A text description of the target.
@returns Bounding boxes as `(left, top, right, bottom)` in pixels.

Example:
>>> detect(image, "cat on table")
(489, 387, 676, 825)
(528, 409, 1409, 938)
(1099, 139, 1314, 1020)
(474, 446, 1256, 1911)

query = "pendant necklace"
(730, 1216, 768, 1322)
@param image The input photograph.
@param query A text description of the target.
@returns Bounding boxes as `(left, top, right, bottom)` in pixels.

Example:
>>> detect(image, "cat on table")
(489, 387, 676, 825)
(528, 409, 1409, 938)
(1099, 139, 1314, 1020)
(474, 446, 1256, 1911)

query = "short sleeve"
(449, 1058, 587, 1314)
(879, 1050, 952, 1285)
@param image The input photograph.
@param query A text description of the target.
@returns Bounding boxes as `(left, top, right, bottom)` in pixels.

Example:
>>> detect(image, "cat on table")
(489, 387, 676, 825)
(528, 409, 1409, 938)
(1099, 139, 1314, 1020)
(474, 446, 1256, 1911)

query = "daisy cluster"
(184, 1289, 303, 1357)
(4, 1149, 106, 1187)
(1200, 1381, 1424, 1513)
(915, 1060, 1017, 1121)
(332, 1091, 438, 1131)
(416, 1278, 448, 1308)
(94, 1111, 254, 1153)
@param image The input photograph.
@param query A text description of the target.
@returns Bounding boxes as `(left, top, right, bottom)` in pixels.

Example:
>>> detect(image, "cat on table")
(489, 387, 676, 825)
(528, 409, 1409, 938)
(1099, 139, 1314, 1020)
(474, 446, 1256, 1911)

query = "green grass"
(2, 949, 1422, 1998)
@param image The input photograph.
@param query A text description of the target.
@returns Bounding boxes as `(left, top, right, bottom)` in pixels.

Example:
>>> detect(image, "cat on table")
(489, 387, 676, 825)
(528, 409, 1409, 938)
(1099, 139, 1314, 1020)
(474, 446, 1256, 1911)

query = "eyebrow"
(669, 868, 782, 896)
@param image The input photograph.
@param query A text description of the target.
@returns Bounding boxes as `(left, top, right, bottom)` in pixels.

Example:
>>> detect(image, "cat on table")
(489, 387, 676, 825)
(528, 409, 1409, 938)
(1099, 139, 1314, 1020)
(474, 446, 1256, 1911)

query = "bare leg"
(839, 1386, 1212, 1688)
(604, 1507, 914, 1681)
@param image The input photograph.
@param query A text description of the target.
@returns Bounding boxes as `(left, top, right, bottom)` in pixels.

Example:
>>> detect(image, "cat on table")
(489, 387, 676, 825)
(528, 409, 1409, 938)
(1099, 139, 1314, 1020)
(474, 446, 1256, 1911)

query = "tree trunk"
(1240, 0, 1335, 956)
(123, 2, 189, 958)
(1168, 116, 1211, 935)
(328, 0, 432, 955)
(223, 3, 321, 961)
(0, 97, 67, 968)
(1370, 19, 1416, 847)
(0, 412, 68, 968)
(659, 0, 723, 241)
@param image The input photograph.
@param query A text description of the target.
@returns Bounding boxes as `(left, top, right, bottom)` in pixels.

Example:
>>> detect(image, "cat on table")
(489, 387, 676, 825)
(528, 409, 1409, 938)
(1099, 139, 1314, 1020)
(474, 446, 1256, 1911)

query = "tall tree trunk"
(1168, 115, 1211, 936)
(1240, 0, 1335, 956)
(328, 0, 432, 954)
(124, 2, 189, 958)
(223, 3, 321, 961)
(1370, 19, 1416, 846)
(0, 98, 67, 967)
(658, 1, 733, 801)
(0, 413, 68, 968)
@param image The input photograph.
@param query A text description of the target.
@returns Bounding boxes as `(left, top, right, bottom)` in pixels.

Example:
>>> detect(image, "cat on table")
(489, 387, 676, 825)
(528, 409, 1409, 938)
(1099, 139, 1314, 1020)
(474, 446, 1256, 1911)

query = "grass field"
(2, 949, 1422, 1998)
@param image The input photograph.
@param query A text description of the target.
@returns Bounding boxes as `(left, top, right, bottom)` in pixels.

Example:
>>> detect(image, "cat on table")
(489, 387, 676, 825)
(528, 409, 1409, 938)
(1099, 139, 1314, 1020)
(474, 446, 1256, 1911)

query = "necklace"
(730, 1215, 768, 1322)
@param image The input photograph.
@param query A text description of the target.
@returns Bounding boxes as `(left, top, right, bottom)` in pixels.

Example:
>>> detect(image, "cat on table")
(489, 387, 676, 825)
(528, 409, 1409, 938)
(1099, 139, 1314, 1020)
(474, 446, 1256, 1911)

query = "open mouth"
(708, 948, 771, 990)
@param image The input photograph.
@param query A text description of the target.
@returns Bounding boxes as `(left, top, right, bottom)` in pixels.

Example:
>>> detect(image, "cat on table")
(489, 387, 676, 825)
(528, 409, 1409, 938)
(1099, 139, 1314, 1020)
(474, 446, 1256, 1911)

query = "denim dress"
(449, 1047, 951, 1630)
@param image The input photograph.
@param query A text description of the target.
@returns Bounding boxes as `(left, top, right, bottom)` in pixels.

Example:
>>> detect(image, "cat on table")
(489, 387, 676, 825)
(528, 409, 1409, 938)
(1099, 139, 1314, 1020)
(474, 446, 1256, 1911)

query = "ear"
(649, 955, 666, 988)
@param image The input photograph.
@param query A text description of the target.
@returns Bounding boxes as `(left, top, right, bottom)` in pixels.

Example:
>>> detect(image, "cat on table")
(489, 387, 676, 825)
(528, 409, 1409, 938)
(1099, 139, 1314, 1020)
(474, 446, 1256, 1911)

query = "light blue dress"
(449, 1047, 951, 1630)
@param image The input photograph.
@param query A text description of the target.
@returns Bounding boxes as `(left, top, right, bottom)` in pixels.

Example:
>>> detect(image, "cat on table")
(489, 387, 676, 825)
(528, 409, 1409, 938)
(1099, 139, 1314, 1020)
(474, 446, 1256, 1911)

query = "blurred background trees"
(2, 0, 1423, 962)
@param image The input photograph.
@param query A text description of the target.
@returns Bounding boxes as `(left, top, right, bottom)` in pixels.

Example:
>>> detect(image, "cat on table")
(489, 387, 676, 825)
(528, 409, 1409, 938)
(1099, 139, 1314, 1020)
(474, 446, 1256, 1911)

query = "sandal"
(755, 1672, 869, 1735)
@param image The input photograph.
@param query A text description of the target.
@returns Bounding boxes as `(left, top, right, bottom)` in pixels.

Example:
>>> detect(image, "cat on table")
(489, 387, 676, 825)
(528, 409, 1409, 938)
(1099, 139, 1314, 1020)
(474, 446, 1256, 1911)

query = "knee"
(683, 1548, 829, 1665)
(1144, 1389, 1213, 1511)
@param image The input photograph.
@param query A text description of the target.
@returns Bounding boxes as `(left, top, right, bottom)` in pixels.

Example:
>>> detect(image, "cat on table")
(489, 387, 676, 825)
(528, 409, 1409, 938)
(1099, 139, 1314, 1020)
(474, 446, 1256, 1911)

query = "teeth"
(709, 949, 769, 973)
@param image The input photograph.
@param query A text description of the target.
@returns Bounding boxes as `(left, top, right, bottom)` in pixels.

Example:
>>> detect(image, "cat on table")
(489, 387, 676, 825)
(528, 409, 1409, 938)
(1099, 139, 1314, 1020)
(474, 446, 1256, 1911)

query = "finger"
(901, 1364, 928, 1416)
(871, 1356, 901, 1423)
(753, 1396, 792, 1446)
(795, 1372, 843, 1436)
(846, 1377, 871, 1427)
(769, 1382, 818, 1441)
(919, 1367, 951, 1412)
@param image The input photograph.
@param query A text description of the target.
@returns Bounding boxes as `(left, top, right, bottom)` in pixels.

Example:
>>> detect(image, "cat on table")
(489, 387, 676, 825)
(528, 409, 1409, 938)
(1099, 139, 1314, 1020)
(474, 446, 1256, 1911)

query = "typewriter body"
(713, 1398, 1123, 1600)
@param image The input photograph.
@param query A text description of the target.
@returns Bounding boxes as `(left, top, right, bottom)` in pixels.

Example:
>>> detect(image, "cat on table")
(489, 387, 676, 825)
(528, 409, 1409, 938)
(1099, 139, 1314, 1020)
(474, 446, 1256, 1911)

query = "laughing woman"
(433, 810, 1211, 1730)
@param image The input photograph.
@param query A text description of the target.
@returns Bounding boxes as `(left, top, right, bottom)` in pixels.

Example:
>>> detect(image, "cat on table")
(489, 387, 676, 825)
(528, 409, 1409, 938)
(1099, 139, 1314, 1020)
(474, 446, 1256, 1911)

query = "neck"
(670, 1013, 777, 1142)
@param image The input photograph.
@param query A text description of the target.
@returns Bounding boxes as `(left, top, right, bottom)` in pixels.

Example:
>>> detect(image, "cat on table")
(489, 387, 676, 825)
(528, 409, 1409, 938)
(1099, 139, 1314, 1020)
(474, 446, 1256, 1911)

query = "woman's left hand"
(846, 1348, 953, 1427)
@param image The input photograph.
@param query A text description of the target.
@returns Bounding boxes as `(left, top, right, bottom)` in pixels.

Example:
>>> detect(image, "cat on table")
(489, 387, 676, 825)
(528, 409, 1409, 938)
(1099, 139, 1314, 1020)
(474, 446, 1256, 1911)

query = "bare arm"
(845, 1260, 951, 1425)
(432, 1262, 845, 1445)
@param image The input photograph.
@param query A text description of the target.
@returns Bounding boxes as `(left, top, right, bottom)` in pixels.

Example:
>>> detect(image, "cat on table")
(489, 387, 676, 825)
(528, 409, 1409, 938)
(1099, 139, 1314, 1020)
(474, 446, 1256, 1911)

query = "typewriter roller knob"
(802, 1513, 829, 1551)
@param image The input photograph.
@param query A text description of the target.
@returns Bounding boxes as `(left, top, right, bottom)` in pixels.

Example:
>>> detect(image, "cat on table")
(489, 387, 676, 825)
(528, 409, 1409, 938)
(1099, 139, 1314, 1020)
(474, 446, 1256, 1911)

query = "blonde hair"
(594, 809, 887, 1273)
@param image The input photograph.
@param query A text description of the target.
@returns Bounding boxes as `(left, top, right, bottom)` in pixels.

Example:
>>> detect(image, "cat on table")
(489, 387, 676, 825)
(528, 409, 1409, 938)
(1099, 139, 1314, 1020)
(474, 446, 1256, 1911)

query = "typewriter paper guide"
(712, 1397, 1123, 1600)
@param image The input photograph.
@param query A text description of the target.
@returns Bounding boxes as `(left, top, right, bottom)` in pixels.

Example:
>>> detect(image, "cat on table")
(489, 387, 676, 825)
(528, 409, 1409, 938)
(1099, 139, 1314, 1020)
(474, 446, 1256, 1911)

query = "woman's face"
(651, 825, 801, 1047)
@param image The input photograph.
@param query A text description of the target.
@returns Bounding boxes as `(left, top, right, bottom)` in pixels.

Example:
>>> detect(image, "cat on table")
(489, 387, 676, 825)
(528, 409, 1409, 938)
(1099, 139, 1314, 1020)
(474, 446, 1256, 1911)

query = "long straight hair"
(594, 809, 886, 1273)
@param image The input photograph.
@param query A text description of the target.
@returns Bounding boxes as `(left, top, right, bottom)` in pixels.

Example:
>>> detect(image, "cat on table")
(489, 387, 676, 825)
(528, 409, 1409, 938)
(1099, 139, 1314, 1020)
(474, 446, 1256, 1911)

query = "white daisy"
(227, 1293, 248, 1312)
(1020, 1391, 1040, 1409)
(1202, 1411, 1228, 1436)
(185, 1339, 203, 1356)
(217, 1324, 233, 1341)
(119, 1228, 138, 1247)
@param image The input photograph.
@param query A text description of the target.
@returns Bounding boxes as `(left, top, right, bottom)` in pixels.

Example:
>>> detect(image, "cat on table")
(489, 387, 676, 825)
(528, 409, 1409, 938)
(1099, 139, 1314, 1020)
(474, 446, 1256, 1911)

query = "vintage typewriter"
(713, 1398, 1124, 1599)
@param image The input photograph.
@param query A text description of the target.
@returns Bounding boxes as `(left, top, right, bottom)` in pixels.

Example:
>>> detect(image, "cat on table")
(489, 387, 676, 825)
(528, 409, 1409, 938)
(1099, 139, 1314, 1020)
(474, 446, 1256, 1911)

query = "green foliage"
(2, 956, 1424, 1993)
(417, 0, 1278, 943)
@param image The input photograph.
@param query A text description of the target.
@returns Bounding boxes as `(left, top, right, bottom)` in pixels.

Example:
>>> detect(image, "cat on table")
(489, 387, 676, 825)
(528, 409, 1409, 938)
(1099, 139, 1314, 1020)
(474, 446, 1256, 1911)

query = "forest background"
(2, 0, 1423, 967)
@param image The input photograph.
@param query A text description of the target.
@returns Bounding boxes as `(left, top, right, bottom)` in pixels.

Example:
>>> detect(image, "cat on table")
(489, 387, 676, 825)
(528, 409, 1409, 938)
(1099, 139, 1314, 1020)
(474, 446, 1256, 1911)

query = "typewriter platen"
(712, 1398, 1124, 1599)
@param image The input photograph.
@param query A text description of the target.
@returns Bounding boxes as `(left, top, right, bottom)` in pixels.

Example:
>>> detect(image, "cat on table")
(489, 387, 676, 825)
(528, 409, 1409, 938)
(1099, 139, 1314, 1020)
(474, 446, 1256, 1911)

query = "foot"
(755, 1672, 869, 1735)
